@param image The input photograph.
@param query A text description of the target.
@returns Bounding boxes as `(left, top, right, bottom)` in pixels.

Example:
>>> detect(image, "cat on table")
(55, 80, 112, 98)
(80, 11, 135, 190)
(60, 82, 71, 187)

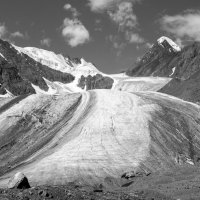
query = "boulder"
(8, 172, 31, 189)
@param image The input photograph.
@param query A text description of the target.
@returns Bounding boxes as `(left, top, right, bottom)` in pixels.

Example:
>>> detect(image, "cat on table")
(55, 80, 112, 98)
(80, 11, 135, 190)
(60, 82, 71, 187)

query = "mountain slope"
(127, 37, 200, 80)
(126, 37, 200, 103)
(158, 42, 200, 103)
(0, 39, 75, 95)
(0, 39, 116, 95)
(126, 36, 181, 77)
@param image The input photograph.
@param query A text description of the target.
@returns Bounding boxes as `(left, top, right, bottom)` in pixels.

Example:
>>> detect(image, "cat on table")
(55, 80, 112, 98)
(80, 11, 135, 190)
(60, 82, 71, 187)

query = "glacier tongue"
(157, 36, 181, 52)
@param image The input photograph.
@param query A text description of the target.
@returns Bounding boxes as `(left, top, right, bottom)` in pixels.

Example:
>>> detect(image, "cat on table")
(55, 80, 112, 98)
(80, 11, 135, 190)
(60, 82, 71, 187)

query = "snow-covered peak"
(12, 44, 101, 77)
(14, 46, 74, 73)
(78, 58, 100, 74)
(157, 36, 181, 52)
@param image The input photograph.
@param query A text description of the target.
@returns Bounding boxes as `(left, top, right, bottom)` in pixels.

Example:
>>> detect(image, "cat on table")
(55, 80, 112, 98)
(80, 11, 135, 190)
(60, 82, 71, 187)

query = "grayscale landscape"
(0, 0, 200, 199)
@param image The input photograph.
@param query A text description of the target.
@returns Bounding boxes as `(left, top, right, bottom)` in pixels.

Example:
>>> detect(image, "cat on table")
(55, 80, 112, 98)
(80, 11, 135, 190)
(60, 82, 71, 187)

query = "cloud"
(125, 32, 144, 43)
(62, 18, 90, 47)
(107, 34, 126, 56)
(0, 23, 27, 42)
(40, 38, 51, 47)
(0, 23, 8, 39)
(88, 0, 144, 46)
(10, 31, 25, 38)
(94, 19, 102, 31)
(64, 3, 79, 17)
(88, 0, 115, 12)
(145, 42, 153, 48)
(108, 2, 138, 31)
(160, 10, 200, 42)
(88, 0, 140, 12)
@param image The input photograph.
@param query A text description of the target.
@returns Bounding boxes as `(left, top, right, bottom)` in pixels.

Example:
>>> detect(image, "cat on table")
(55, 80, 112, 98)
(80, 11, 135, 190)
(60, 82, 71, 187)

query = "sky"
(0, 0, 199, 74)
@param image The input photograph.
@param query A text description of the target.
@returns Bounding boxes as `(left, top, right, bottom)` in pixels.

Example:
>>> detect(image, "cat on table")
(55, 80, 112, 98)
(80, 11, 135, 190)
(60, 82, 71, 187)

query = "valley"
(0, 36, 200, 199)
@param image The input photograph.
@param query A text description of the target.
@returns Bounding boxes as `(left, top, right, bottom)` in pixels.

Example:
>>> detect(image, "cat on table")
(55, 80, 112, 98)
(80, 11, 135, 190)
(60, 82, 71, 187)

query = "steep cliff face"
(158, 42, 200, 103)
(126, 37, 180, 77)
(0, 39, 75, 95)
(127, 38, 200, 80)
(165, 42, 200, 79)
(126, 37, 200, 103)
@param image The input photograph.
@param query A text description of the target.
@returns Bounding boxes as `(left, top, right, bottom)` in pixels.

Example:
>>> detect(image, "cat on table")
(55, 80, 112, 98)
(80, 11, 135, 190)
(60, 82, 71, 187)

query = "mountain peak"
(157, 36, 181, 52)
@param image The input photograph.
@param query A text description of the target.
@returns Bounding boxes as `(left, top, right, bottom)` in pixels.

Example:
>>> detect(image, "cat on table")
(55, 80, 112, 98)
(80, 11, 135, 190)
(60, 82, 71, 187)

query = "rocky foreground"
(2, 165, 200, 199)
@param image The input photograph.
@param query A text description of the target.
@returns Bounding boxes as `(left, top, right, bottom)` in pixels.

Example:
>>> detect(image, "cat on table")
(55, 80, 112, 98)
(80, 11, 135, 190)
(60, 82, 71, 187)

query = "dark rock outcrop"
(0, 39, 75, 95)
(158, 42, 200, 103)
(8, 172, 30, 189)
(159, 69, 200, 103)
(77, 74, 114, 90)
(126, 39, 179, 77)
(126, 40, 200, 80)
(127, 38, 200, 103)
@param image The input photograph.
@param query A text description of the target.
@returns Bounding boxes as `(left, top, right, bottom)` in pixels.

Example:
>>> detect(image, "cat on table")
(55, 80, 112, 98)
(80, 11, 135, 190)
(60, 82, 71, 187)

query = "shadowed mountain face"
(159, 69, 200, 103)
(126, 38, 200, 103)
(0, 39, 75, 95)
(126, 39, 200, 80)
(126, 39, 179, 77)
(159, 43, 200, 103)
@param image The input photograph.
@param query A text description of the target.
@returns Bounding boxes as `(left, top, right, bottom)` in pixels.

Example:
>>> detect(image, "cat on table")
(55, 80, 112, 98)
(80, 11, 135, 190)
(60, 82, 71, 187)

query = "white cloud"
(40, 38, 51, 47)
(94, 19, 102, 31)
(108, 2, 137, 31)
(0, 23, 26, 42)
(145, 42, 153, 48)
(10, 31, 25, 38)
(64, 4, 72, 10)
(0, 23, 8, 39)
(107, 34, 126, 56)
(88, 0, 140, 12)
(160, 10, 200, 42)
(88, 0, 144, 45)
(62, 18, 90, 47)
(88, 0, 116, 12)
(125, 32, 144, 43)
(63, 3, 79, 17)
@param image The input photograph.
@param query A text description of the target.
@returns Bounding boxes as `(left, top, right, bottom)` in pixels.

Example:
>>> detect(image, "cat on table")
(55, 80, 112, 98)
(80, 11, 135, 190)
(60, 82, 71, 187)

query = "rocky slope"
(0, 39, 75, 95)
(126, 37, 200, 80)
(158, 42, 200, 103)
(126, 36, 181, 77)
(126, 37, 200, 103)
(0, 39, 116, 96)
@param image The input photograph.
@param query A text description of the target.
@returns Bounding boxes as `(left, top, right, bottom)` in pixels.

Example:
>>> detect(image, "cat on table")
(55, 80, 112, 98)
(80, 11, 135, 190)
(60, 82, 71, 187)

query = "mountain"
(0, 39, 75, 95)
(158, 42, 200, 103)
(126, 37, 200, 103)
(0, 39, 114, 96)
(0, 38, 173, 97)
(126, 36, 181, 77)
(1, 37, 200, 199)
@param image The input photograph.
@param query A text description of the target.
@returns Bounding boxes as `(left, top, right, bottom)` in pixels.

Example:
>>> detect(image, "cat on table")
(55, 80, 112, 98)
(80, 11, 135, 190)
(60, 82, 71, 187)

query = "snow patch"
(157, 36, 181, 52)
(186, 158, 194, 165)
(11, 44, 23, 55)
(31, 83, 57, 95)
(0, 53, 6, 60)
(169, 67, 176, 76)
(0, 89, 14, 98)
